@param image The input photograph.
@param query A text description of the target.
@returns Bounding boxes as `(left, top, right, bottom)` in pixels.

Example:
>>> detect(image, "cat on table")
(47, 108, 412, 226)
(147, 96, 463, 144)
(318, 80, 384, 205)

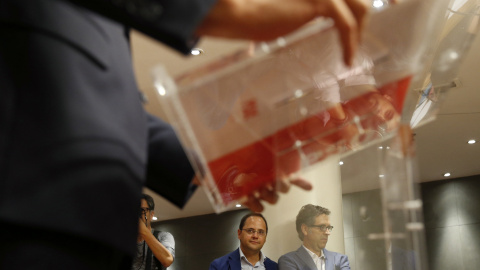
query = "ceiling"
(130, 8, 480, 221)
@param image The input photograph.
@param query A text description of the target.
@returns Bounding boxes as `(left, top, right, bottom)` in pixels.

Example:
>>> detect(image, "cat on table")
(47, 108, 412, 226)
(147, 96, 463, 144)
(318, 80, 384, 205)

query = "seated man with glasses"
(209, 213, 278, 270)
(132, 194, 175, 270)
(279, 204, 350, 270)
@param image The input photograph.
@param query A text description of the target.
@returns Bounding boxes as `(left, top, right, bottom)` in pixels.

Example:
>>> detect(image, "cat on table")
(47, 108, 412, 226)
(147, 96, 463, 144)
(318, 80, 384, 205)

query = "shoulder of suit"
(278, 249, 298, 260)
(265, 257, 278, 263)
(264, 257, 279, 269)
(324, 248, 345, 257)
(218, 248, 239, 262)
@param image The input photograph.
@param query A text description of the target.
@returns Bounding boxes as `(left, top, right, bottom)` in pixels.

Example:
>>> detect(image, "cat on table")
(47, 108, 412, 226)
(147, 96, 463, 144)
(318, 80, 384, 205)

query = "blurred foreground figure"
(0, 0, 368, 268)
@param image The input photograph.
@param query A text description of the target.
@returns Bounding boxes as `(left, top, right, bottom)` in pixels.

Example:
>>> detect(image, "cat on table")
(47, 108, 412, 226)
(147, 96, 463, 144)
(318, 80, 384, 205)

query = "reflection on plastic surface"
(406, 0, 480, 128)
(153, 0, 450, 212)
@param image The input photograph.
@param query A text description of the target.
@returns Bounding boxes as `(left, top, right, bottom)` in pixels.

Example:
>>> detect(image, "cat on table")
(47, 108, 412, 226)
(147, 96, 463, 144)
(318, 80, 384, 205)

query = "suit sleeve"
(278, 255, 298, 270)
(337, 254, 351, 270)
(266, 258, 279, 270)
(144, 113, 197, 208)
(65, 0, 218, 54)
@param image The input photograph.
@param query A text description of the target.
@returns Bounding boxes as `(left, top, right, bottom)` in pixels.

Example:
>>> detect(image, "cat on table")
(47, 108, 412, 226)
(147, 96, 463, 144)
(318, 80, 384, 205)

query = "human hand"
(242, 177, 313, 212)
(196, 0, 369, 66)
(138, 217, 149, 236)
(192, 175, 312, 212)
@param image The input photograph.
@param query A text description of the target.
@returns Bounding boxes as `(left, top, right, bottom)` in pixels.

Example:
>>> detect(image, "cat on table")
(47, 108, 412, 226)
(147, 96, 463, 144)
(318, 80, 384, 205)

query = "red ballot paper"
(154, 0, 446, 212)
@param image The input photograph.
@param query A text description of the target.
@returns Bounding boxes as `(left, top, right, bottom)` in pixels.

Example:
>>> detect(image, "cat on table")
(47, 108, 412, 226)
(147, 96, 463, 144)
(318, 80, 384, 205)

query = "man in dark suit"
(0, 0, 367, 269)
(209, 213, 278, 270)
(278, 205, 350, 270)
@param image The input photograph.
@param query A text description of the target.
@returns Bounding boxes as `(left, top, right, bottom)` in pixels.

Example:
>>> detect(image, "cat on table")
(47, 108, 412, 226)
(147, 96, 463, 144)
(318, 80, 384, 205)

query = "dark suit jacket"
(278, 246, 350, 270)
(0, 0, 215, 256)
(209, 248, 279, 270)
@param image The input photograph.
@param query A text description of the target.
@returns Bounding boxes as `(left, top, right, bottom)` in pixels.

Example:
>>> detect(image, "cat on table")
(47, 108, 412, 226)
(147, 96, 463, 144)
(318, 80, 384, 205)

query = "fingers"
(275, 178, 292, 193)
(290, 179, 313, 191)
(243, 194, 265, 212)
(243, 178, 311, 212)
(318, 0, 369, 65)
(345, 0, 370, 37)
(192, 176, 201, 186)
(329, 0, 359, 66)
(276, 176, 313, 193)
(243, 185, 278, 212)
(260, 184, 279, 204)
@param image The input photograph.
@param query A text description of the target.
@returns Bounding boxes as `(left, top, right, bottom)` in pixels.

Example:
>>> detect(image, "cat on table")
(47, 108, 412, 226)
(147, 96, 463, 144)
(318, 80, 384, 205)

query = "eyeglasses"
(309, 224, 334, 232)
(140, 207, 150, 213)
(242, 228, 266, 236)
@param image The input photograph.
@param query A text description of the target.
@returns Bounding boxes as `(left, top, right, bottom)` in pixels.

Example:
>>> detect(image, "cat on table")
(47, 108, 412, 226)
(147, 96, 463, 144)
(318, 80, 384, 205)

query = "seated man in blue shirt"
(209, 213, 278, 270)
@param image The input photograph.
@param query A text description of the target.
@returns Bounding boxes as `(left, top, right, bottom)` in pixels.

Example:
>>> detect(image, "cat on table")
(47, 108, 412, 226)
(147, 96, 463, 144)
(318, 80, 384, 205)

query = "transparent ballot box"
(153, 0, 448, 212)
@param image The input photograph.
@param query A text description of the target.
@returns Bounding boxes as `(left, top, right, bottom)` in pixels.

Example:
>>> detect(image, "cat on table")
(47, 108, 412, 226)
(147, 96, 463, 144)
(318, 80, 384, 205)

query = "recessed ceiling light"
(191, 48, 204, 56)
(444, 172, 451, 177)
(468, 139, 476, 144)
(379, 174, 385, 178)
(235, 204, 242, 208)
(152, 216, 158, 221)
(373, 0, 384, 8)
(339, 161, 344, 165)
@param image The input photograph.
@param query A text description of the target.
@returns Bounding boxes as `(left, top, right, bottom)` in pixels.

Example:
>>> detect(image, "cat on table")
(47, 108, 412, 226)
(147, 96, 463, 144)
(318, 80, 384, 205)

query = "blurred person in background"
(133, 194, 174, 270)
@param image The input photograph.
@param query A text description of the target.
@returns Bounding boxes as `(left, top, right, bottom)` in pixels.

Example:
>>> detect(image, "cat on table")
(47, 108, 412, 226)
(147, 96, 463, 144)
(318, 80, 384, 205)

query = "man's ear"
(301, 224, 308, 237)
(150, 210, 155, 219)
(237, 229, 242, 239)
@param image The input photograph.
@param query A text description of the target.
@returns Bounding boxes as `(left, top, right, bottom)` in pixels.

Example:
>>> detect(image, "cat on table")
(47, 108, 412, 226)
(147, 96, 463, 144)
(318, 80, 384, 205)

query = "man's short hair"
(295, 204, 330, 240)
(141, 194, 155, 211)
(239, 212, 268, 233)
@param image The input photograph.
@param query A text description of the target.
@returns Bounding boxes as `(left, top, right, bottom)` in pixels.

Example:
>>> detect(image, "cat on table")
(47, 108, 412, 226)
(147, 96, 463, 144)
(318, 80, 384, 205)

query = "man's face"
(140, 199, 154, 227)
(302, 214, 331, 253)
(238, 216, 267, 254)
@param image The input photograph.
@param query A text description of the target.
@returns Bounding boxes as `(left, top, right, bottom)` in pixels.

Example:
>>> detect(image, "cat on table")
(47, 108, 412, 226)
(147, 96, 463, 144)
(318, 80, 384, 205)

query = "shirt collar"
(239, 247, 266, 266)
(302, 245, 324, 260)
